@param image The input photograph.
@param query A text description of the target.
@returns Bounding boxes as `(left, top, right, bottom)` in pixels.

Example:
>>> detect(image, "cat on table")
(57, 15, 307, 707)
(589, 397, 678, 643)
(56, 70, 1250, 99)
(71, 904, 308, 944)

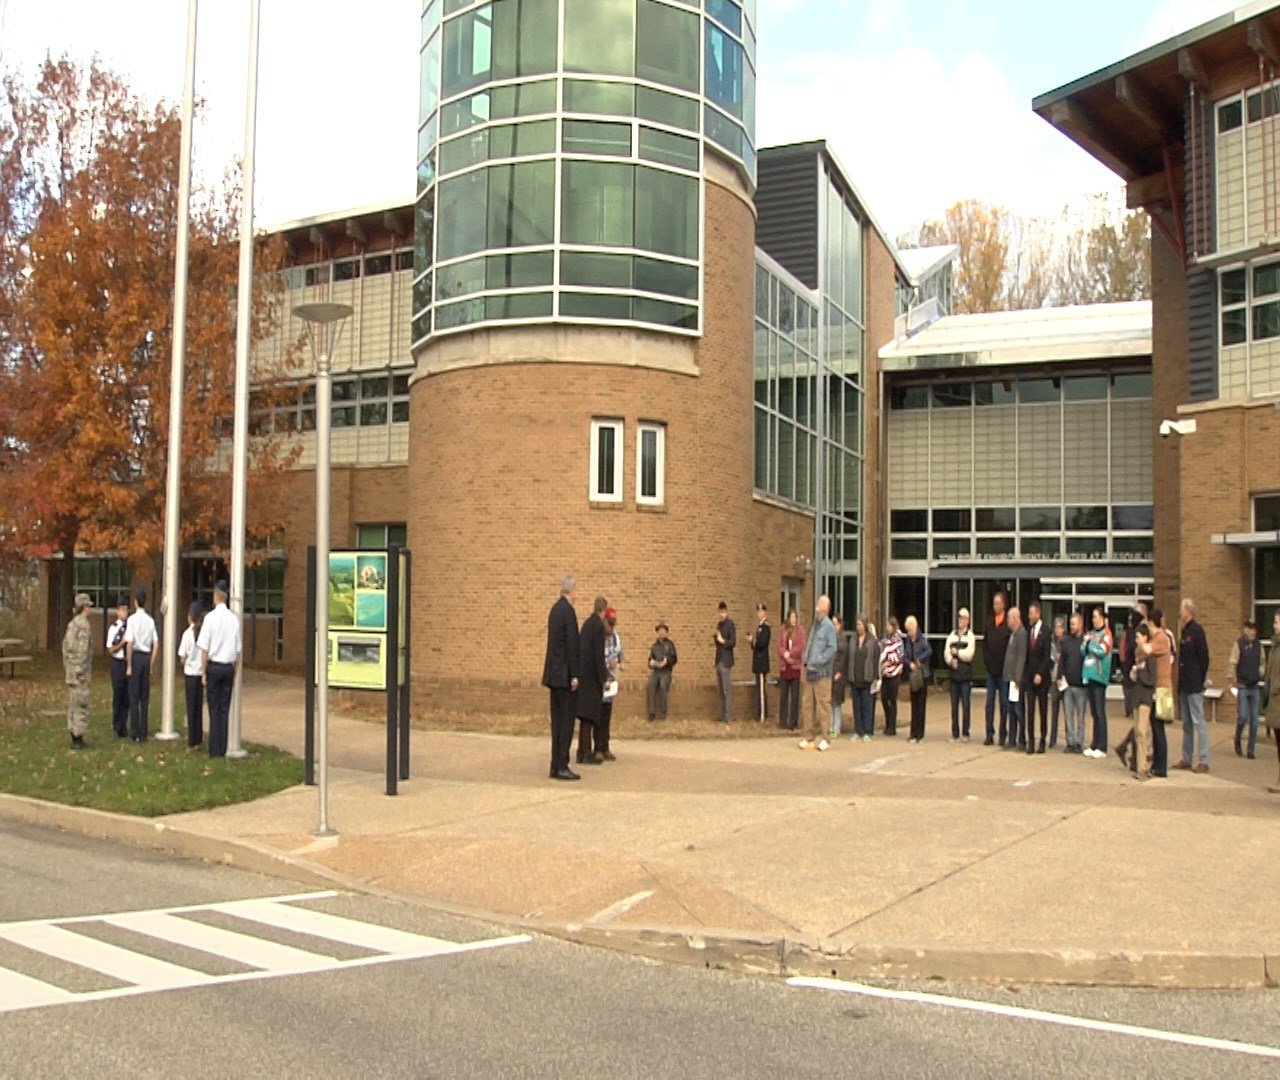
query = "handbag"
(908, 667, 924, 693)
(1154, 686, 1174, 722)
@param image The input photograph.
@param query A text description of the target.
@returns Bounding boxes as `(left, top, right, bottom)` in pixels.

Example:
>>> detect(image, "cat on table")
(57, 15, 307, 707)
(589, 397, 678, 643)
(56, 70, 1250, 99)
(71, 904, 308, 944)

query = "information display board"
(327, 550, 395, 689)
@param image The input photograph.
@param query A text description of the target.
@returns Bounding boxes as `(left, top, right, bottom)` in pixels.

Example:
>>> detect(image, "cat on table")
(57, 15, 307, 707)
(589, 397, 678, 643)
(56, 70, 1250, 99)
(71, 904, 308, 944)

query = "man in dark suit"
(749, 603, 771, 722)
(576, 595, 612, 764)
(542, 576, 581, 781)
(1022, 601, 1051, 754)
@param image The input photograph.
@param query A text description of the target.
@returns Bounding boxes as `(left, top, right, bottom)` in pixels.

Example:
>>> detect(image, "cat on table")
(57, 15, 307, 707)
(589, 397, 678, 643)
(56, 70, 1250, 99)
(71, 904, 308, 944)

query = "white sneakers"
(1084, 748, 1105, 758)
(817, 739, 830, 752)
(799, 738, 831, 752)
(799, 739, 813, 750)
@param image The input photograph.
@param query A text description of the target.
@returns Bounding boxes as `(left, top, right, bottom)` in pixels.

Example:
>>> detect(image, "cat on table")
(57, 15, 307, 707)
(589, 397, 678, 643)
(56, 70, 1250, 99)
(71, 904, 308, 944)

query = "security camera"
(1159, 418, 1197, 438)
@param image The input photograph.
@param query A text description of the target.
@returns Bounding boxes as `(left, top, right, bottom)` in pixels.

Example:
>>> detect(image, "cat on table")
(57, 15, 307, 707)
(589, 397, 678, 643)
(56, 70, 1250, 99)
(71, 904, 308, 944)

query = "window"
(974, 380, 1015, 406)
(357, 523, 408, 549)
(931, 383, 971, 408)
(565, 0, 634, 76)
(976, 507, 1016, 531)
(891, 509, 928, 533)
(245, 559, 286, 616)
(590, 419, 623, 502)
(1018, 378, 1059, 403)
(1064, 375, 1107, 401)
(73, 558, 132, 612)
(1219, 98, 1243, 132)
(636, 0, 699, 92)
(562, 161, 634, 247)
(932, 508, 971, 533)
(1112, 504, 1154, 530)
(441, 0, 556, 98)
(889, 386, 928, 410)
(1256, 496, 1280, 632)
(705, 24, 744, 120)
(636, 422, 665, 504)
(1020, 506, 1061, 532)
(1220, 261, 1280, 346)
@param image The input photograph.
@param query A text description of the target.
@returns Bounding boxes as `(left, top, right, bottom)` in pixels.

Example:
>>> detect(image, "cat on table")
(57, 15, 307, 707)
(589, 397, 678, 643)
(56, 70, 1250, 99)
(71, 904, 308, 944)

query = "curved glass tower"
(414, 0, 757, 349)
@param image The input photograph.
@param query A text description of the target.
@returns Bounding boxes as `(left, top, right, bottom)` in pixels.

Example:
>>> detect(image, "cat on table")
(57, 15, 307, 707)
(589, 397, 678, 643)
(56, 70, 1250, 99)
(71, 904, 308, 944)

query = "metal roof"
(879, 300, 1152, 370)
(896, 244, 958, 284)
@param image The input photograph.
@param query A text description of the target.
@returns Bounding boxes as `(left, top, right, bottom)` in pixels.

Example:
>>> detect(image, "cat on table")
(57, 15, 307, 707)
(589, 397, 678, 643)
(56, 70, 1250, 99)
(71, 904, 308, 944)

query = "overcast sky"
(0, 0, 1246, 235)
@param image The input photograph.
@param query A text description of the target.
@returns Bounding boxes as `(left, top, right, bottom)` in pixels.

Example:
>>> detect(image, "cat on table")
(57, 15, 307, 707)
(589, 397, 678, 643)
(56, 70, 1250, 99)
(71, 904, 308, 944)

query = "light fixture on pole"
(293, 301, 352, 839)
(157, 0, 199, 743)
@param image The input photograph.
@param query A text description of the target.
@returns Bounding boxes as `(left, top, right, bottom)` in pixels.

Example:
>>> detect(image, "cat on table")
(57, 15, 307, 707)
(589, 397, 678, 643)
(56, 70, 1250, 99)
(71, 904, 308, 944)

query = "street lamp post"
(293, 301, 352, 838)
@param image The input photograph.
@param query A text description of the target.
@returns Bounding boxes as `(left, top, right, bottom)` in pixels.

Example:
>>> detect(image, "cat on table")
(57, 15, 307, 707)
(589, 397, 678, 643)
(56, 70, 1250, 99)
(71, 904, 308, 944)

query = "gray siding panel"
(1186, 267, 1217, 402)
(755, 151, 819, 289)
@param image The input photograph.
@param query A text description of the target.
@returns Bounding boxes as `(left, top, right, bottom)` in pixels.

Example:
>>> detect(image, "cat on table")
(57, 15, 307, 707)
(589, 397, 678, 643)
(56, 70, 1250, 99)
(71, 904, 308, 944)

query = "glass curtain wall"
(754, 249, 863, 622)
(414, 0, 757, 348)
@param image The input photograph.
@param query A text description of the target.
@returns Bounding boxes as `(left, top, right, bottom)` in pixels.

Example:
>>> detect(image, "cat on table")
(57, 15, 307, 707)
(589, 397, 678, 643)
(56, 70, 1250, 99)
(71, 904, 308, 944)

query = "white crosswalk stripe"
(0, 891, 529, 1016)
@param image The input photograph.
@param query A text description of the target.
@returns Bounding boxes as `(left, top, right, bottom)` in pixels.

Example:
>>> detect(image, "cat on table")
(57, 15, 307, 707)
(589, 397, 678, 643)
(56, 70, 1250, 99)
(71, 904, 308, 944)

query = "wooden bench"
(0, 655, 33, 679)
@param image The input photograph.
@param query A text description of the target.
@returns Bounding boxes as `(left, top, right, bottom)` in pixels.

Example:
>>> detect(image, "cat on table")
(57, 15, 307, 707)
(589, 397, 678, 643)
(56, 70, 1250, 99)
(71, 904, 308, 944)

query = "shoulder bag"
(1154, 685, 1174, 722)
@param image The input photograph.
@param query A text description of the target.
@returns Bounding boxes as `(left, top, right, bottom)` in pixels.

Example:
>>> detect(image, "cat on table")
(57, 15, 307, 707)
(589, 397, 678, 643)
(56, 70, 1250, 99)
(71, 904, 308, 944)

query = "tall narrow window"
(637, 422, 666, 505)
(590, 419, 623, 502)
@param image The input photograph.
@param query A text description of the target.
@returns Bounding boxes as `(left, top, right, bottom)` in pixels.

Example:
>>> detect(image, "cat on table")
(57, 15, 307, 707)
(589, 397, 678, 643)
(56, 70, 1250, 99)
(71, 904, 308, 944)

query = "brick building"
(1035, 1, 1280, 680)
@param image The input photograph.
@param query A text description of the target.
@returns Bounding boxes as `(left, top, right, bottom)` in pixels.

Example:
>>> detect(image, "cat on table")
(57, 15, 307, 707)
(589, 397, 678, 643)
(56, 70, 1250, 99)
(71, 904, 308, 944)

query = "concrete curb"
(1, 792, 1275, 991)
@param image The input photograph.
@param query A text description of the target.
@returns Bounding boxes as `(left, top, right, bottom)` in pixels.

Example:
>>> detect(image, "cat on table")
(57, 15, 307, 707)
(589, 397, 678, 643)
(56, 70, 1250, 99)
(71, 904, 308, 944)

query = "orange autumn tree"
(0, 58, 299, 633)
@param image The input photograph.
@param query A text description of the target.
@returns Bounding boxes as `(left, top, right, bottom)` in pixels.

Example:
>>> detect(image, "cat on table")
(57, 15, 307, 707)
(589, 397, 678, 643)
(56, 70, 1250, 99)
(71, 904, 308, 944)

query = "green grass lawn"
(0, 654, 303, 817)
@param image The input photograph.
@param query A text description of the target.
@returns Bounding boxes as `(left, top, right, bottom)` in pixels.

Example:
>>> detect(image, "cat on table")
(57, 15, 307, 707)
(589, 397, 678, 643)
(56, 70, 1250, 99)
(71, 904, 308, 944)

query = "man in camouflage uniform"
(62, 592, 93, 749)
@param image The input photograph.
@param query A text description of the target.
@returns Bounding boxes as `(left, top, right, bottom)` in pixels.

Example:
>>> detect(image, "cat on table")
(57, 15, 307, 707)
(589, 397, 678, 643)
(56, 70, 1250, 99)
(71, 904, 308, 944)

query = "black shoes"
(551, 768, 581, 781)
(69, 734, 85, 749)
(983, 737, 994, 746)
(1037, 741, 1046, 754)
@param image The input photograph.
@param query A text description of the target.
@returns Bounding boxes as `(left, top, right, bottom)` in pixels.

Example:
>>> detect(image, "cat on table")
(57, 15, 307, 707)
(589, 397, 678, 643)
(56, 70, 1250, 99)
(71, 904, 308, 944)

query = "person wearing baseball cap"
(62, 592, 94, 748)
(647, 620, 678, 720)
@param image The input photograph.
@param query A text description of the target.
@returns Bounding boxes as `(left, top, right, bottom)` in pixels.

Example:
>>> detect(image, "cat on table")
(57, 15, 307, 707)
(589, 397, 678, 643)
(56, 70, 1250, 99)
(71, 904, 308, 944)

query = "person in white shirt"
(177, 602, 205, 749)
(197, 580, 242, 758)
(124, 587, 158, 742)
(104, 596, 130, 738)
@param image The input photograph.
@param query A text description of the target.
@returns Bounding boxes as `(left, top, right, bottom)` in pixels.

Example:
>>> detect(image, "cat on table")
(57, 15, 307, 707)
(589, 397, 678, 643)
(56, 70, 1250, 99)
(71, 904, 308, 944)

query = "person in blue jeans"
(1230, 618, 1264, 759)
(1175, 598, 1211, 773)
(981, 591, 1011, 746)
(1082, 606, 1114, 758)
(847, 615, 879, 741)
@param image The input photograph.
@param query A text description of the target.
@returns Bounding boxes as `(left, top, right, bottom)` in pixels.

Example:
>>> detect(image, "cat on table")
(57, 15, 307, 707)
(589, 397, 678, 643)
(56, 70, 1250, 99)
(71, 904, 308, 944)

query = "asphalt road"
(1, 821, 1278, 1079)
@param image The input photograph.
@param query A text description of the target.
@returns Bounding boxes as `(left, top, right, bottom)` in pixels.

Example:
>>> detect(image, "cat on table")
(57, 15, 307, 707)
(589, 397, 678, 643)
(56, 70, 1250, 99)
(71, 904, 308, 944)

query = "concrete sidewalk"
(155, 673, 1280, 988)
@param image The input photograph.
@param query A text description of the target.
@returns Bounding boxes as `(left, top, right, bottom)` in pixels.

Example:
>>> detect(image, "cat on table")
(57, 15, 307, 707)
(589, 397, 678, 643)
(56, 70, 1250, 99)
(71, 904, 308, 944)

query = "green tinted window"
(441, 0, 556, 98)
(485, 292, 553, 320)
(562, 252, 633, 288)
(633, 297, 697, 329)
(564, 79, 635, 116)
(487, 250, 554, 289)
(1063, 375, 1107, 401)
(563, 120, 632, 156)
(439, 130, 489, 174)
(436, 256, 485, 300)
(561, 161, 634, 247)
(561, 292, 633, 320)
(635, 167, 698, 259)
(437, 170, 489, 259)
(420, 34, 442, 119)
(636, 0, 699, 92)
(487, 119, 556, 158)
(486, 161, 555, 248)
(638, 127, 699, 169)
(634, 256, 697, 299)
(564, 0, 635, 76)
(636, 86, 699, 130)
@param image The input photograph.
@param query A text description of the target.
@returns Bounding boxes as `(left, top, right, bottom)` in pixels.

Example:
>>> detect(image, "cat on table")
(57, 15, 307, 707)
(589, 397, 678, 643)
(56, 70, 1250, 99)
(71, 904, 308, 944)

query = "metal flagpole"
(157, 0, 199, 743)
(226, 0, 261, 759)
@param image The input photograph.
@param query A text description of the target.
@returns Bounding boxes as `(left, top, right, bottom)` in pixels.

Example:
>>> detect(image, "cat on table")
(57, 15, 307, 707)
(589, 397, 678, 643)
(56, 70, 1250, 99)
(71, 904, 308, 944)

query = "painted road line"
(788, 977, 1280, 1061)
(0, 966, 76, 1011)
(103, 912, 338, 973)
(212, 899, 460, 956)
(0, 891, 339, 932)
(588, 891, 655, 926)
(0, 924, 211, 990)
(851, 753, 914, 774)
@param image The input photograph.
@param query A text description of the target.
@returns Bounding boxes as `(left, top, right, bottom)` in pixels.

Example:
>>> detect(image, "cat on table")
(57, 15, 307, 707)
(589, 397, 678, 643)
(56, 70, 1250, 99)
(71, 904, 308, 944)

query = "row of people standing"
(752, 603, 933, 747)
(63, 581, 240, 755)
